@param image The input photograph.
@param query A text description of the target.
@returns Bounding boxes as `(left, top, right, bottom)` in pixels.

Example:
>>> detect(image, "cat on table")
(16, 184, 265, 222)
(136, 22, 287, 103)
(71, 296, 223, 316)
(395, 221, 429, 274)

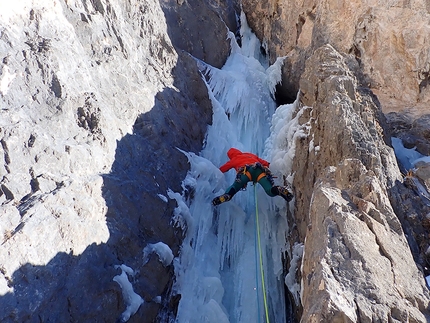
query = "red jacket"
(219, 148, 270, 173)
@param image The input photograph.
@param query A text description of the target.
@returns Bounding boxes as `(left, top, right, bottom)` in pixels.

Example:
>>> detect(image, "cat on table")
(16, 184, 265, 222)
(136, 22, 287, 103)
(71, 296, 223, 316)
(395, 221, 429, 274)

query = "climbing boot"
(276, 186, 293, 202)
(212, 194, 231, 206)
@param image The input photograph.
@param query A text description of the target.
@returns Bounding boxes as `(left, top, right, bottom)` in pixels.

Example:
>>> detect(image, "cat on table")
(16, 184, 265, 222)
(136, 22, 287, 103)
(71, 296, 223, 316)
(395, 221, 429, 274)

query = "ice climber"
(212, 148, 294, 205)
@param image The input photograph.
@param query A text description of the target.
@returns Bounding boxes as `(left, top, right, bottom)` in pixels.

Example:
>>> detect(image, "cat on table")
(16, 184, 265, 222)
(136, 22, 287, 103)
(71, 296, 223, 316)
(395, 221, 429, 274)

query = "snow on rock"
(415, 156, 430, 166)
(0, 65, 16, 95)
(266, 97, 312, 186)
(157, 194, 168, 203)
(284, 242, 303, 306)
(391, 136, 430, 196)
(113, 265, 144, 322)
(391, 137, 425, 171)
(168, 188, 193, 233)
(143, 242, 174, 267)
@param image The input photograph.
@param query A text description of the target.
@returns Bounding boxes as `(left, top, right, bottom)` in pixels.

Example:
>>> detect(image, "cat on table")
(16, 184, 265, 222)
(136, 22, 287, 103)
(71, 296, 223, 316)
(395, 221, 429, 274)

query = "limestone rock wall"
(241, 0, 430, 113)
(290, 44, 430, 322)
(2, 0, 430, 322)
(239, 3, 430, 319)
(0, 0, 233, 321)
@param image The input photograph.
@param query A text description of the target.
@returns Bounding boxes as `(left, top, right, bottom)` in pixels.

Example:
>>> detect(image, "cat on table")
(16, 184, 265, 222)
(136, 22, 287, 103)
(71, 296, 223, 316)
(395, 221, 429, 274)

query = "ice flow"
(172, 13, 297, 323)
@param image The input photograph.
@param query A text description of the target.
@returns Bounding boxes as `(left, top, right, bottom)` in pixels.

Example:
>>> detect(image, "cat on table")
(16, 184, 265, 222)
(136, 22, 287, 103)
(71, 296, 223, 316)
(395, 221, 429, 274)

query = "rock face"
(241, 0, 430, 113)
(290, 44, 430, 322)
(386, 112, 430, 156)
(0, 0, 233, 322)
(1, 1, 430, 323)
(240, 3, 430, 320)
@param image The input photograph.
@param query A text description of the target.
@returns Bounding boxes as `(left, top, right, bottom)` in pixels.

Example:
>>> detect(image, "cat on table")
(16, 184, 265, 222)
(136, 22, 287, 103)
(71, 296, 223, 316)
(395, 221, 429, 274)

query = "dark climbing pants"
(225, 166, 276, 197)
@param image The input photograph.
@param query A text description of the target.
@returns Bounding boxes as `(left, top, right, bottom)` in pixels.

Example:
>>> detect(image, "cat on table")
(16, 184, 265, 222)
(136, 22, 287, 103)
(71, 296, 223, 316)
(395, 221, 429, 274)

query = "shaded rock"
(415, 161, 430, 191)
(159, 0, 234, 68)
(386, 112, 430, 156)
(0, 0, 232, 321)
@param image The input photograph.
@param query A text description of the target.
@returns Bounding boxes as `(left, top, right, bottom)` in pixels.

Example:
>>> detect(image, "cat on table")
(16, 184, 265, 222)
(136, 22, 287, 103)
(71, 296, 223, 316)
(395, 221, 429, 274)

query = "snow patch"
(266, 99, 312, 184)
(391, 137, 426, 170)
(157, 194, 168, 203)
(300, 237, 306, 305)
(143, 242, 174, 267)
(285, 243, 304, 305)
(168, 188, 192, 232)
(309, 135, 314, 152)
(266, 56, 286, 96)
(0, 65, 16, 95)
(414, 155, 430, 166)
(113, 264, 144, 322)
(308, 134, 320, 154)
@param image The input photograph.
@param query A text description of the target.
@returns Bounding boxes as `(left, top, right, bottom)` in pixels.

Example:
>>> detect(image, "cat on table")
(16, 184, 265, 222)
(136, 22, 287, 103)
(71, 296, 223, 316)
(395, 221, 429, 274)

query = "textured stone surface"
(386, 112, 430, 156)
(241, 0, 430, 113)
(2, 1, 430, 322)
(0, 0, 232, 321)
(291, 45, 430, 322)
(415, 161, 430, 190)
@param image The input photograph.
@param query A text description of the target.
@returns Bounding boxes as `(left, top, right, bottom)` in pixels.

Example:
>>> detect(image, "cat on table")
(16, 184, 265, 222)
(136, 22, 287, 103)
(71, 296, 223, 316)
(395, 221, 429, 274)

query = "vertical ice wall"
(171, 13, 296, 323)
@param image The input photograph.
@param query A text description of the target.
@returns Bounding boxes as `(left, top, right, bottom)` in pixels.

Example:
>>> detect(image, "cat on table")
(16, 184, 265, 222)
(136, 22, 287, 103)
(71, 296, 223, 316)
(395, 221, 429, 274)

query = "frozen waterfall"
(170, 13, 298, 323)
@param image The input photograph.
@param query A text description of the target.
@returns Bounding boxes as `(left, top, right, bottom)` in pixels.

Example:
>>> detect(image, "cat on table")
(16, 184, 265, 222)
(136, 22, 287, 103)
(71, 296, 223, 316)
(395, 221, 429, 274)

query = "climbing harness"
(254, 185, 270, 323)
(237, 165, 253, 182)
(256, 172, 266, 182)
(237, 163, 274, 188)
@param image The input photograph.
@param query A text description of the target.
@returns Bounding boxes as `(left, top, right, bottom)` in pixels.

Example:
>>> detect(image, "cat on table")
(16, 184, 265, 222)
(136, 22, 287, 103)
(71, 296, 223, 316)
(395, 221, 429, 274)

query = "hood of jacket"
(227, 148, 242, 159)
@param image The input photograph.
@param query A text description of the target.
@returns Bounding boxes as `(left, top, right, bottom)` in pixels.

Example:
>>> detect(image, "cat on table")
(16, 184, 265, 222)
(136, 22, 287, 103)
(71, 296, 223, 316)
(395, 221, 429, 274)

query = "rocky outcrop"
(290, 45, 430, 322)
(382, 111, 430, 278)
(2, 1, 429, 322)
(0, 0, 233, 322)
(241, 0, 430, 113)
(239, 3, 430, 319)
(386, 112, 430, 156)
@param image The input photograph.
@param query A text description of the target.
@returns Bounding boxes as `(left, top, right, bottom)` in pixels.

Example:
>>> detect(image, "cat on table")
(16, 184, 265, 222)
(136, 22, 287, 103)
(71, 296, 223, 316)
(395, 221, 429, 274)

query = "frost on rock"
(266, 56, 286, 96)
(113, 265, 144, 322)
(0, 65, 16, 95)
(266, 99, 312, 185)
(168, 188, 192, 233)
(284, 243, 304, 305)
(157, 194, 168, 203)
(143, 242, 174, 267)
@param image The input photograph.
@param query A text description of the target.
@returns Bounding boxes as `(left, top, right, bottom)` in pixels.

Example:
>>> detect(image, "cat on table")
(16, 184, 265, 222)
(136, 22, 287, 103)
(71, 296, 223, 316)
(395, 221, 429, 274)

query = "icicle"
(172, 11, 296, 323)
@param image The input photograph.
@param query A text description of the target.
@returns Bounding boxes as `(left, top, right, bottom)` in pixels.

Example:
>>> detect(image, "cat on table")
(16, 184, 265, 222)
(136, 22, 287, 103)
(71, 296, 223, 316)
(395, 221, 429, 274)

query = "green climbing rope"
(254, 185, 270, 323)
